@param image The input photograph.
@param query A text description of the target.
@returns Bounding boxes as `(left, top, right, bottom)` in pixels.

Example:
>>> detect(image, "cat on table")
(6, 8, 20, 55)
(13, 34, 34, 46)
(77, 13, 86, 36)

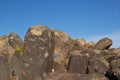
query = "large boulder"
(88, 57, 109, 74)
(67, 52, 88, 74)
(53, 30, 71, 63)
(94, 38, 112, 50)
(53, 30, 71, 72)
(22, 25, 55, 80)
(74, 49, 110, 74)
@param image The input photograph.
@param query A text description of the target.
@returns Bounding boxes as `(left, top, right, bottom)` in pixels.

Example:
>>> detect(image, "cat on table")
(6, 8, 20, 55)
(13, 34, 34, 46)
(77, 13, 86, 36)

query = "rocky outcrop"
(0, 25, 120, 80)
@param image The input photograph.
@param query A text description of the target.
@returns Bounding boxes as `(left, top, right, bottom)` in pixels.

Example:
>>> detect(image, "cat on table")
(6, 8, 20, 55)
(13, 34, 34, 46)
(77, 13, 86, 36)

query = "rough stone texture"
(70, 39, 82, 51)
(44, 73, 108, 80)
(0, 35, 15, 80)
(106, 58, 120, 80)
(88, 57, 109, 74)
(0, 55, 10, 80)
(87, 41, 95, 49)
(53, 30, 71, 73)
(53, 30, 71, 64)
(11, 52, 25, 80)
(94, 37, 112, 50)
(20, 26, 55, 80)
(53, 62, 67, 73)
(0, 36, 9, 49)
(8, 32, 23, 49)
(74, 38, 87, 49)
(68, 52, 88, 74)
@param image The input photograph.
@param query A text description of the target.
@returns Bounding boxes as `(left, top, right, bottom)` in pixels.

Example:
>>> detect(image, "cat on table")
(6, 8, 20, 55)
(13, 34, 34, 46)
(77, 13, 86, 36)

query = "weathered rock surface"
(87, 41, 95, 48)
(53, 30, 71, 63)
(0, 34, 19, 80)
(105, 58, 120, 80)
(0, 55, 10, 80)
(68, 52, 88, 74)
(88, 57, 109, 74)
(18, 26, 55, 80)
(94, 38, 112, 50)
(8, 32, 23, 49)
(53, 30, 71, 73)
(44, 73, 108, 80)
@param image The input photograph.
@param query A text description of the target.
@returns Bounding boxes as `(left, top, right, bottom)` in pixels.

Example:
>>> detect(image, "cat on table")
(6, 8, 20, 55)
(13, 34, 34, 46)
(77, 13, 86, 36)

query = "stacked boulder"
(0, 25, 120, 80)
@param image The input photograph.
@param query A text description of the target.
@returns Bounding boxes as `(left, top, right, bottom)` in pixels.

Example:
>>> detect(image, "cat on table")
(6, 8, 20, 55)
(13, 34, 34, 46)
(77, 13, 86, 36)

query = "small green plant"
(16, 45, 23, 56)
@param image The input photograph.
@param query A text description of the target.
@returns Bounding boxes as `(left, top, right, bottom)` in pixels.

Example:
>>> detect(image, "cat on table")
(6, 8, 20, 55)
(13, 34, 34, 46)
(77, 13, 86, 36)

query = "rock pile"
(0, 25, 120, 80)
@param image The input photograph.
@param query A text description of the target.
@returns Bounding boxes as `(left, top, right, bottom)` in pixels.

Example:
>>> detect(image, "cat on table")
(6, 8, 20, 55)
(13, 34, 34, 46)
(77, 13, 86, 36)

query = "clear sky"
(0, 0, 120, 47)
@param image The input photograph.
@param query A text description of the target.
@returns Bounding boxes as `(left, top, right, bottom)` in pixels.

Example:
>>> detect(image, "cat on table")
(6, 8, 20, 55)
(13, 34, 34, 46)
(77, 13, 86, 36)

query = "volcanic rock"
(21, 25, 55, 80)
(44, 73, 108, 80)
(94, 38, 112, 50)
(67, 52, 88, 73)
(8, 32, 23, 49)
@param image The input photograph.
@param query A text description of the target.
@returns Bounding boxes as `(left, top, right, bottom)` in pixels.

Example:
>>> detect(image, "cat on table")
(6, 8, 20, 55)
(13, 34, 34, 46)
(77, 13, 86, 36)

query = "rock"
(75, 38, 87, 49)
(0, 35, 15, 80)
(94, 38, 112, 50)
(67, 52, 88, 74)
(53, 62, 67, 73)
(54, 30, 70, 42)
(53, 30, 71, 68)
(0, 36, 9, 49)
(105, 58, 120, 80)
(53, 30, 71, 73)
(19, 25, 55, 80)
(0, 55, 10, 80)
(70, 39, 82, 51)
(88, 57, 109, 74)
(11, 52, 25, 80)
(44, 73, 108, 80)
(98, 48, 120, 62)
(8, 32, 23, 49)
(87, 41, 95, 48)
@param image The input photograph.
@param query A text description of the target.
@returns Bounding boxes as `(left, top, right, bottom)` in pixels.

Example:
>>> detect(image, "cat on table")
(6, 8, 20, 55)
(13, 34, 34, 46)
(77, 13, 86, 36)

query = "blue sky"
(0, 0, 120, 47)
